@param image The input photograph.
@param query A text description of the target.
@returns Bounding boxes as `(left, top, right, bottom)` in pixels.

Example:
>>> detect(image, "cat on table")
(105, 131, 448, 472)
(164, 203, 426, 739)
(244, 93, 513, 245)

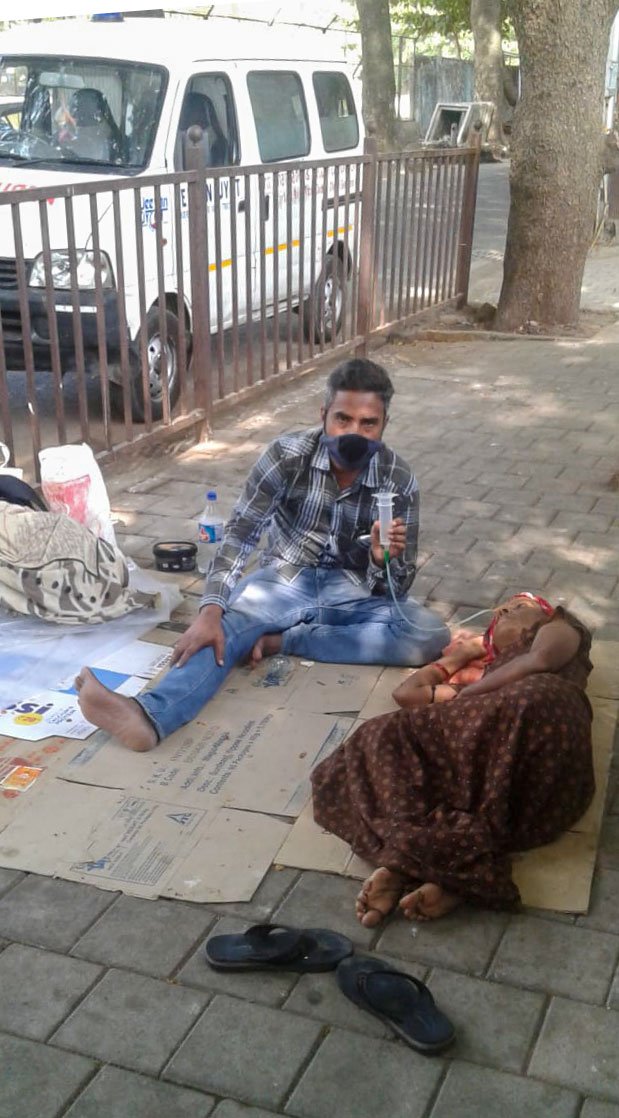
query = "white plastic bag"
(0, 567, 182, 706)
(39, 443, 116, 545)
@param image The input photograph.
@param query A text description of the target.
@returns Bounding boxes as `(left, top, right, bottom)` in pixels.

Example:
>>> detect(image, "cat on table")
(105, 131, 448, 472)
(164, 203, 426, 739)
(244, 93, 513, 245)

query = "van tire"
(303, 256, 344, 344)
(112, 308, 182, 423)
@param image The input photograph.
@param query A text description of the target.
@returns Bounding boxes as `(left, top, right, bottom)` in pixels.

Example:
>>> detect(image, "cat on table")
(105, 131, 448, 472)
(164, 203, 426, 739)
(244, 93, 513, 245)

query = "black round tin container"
(152, 541, 197, 573)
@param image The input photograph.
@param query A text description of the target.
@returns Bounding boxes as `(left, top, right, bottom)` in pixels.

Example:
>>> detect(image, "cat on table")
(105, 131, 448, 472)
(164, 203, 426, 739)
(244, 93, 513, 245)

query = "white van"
(0, 17, 364, 419)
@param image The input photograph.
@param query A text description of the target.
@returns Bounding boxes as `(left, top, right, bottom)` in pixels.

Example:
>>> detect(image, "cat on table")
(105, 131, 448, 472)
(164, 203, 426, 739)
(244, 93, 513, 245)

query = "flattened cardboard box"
(0, 734, 76, 833)
(0, 656, 377, 902)
(61, 703, 353, 818)
(0, 777, 290, 902)
(218, 656, 383, 714)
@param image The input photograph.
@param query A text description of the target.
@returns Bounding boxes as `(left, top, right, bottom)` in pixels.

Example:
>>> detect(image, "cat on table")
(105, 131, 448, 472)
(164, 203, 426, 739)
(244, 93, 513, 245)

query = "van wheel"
(303, 256, 344, 343)
(112, 308, 182, 423)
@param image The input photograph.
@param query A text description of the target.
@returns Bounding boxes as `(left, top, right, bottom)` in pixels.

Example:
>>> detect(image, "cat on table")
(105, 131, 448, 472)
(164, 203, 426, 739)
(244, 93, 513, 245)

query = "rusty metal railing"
(0, 138, 480, 479)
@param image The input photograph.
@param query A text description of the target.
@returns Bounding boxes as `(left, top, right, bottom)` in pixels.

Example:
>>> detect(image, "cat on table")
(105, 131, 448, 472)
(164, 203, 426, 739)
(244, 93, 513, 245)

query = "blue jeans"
(137, 567, 449, 741)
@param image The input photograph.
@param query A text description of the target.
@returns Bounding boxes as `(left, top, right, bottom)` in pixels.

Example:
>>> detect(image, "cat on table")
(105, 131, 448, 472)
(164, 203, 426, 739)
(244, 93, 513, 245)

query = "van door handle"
(237, 199, 245, 212)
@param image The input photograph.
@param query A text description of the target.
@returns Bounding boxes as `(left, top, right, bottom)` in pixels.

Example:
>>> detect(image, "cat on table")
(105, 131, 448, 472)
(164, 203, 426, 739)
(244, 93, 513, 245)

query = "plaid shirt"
(201, 426, 420, 610)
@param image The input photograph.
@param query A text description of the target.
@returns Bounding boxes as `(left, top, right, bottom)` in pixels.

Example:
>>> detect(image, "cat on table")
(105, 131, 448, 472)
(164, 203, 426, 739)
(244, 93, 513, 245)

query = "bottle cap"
(206, 490, 217, 500)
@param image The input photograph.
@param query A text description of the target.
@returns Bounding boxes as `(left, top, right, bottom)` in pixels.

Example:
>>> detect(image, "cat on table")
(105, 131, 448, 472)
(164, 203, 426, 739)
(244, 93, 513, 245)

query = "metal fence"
(0, 138, 479, 478)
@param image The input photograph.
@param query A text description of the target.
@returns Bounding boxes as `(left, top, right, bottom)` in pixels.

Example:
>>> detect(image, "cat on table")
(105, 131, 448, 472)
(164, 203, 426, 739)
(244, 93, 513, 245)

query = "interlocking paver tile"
(285, 1027, 444, 1118)
(577, 868, 619, 933)
(284, 955, 427, 1038)
(375, 907, 509, 976)
(212, 1103, 280, 1118)
(0, 868, 24, 896)
(0, 1032, 95, 1118)
(606, 970, 619, 1009)
(64, 1065, 215, 1118)
(51, 969, 207, 1075)
(489, 914, 619, 1003)
(536, 491, 597, 512)
(598, 819, 619, 870)
(164, 994, 321, 1109)
(177, 917, 298, 1006)
(431, 1061, 579, 1118)
(0, 875, 115, 952)
(273, 871, 374, 947)
(0, 944, 102, 1041)
(426, 968, 545, 1072)
(71, 894, 215, 977)
(529, 997, 619, 1100)
(581, 1102, 619, 1118)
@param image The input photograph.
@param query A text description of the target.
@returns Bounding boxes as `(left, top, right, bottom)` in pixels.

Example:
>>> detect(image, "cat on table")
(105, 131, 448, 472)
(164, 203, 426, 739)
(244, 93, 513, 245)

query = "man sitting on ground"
(76, 358, 449, 750)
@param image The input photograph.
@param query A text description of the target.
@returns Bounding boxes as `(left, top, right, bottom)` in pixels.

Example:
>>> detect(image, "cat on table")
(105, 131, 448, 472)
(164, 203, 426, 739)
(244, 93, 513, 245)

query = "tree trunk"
(496, 0, 618, 331)
(356, 0, 397, 151)
(470, 0, 505, 148)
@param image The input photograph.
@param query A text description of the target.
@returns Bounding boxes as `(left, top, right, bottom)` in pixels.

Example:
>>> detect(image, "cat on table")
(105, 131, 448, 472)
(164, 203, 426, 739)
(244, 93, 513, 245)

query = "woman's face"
(490, 598, 552, 652)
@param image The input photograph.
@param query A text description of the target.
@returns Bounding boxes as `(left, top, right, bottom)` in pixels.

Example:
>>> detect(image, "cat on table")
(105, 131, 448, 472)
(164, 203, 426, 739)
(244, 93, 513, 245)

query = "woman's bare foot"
(399, 882, 462, 922)
(75, 668, 158, 753)
(355, 867, 406, 928)
(249, 633, 282, 667)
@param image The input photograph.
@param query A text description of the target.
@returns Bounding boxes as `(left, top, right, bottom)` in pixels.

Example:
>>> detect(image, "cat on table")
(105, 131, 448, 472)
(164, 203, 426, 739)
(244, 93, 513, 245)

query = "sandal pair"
(204, 923, 454, 1054)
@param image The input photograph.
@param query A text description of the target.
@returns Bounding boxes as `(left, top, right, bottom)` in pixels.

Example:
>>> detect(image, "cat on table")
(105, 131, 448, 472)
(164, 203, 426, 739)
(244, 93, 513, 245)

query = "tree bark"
(356, 0, 397, 151)
(495, 0, 618, 330)
(470, 0, 505, 148)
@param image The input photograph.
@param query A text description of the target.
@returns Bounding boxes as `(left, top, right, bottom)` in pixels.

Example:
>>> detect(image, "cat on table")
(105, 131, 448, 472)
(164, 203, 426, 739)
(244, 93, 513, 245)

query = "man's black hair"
(323, 358, 394, 415)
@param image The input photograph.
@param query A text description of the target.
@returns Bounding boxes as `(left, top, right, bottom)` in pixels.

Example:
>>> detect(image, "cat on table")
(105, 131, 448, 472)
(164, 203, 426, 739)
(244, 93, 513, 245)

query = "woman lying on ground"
(311, 593, 594, 926)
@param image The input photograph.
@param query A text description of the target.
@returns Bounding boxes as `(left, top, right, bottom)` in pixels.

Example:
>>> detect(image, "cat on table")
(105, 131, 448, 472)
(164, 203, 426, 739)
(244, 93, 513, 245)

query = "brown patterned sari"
(311, 610, 594, 908)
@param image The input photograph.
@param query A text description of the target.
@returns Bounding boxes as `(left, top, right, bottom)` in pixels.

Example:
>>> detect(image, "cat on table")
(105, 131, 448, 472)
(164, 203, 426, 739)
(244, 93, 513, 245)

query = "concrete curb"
(388, 328, 578, 345)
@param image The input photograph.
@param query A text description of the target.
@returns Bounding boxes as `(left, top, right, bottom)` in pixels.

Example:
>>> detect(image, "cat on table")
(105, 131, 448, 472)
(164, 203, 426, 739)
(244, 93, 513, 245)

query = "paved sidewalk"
(469, 243, 619, 316)
(2, 325, 619, 1118)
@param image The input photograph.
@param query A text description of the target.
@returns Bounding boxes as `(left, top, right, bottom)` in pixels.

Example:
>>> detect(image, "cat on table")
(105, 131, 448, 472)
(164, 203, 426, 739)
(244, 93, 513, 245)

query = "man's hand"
(170, 604, 226, 669)
(370, 516, 407, 566)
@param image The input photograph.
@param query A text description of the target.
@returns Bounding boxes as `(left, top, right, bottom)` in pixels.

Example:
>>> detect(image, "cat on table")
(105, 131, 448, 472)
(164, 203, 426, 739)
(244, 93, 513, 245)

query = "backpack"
(0, 476, 47, 511)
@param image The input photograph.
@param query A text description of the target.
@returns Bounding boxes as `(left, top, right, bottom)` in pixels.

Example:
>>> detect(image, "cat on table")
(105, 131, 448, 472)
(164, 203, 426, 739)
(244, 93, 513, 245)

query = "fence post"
(455, 129, 482, 306)
(186, 129, 212, 435)
(355, 137, 378, 354)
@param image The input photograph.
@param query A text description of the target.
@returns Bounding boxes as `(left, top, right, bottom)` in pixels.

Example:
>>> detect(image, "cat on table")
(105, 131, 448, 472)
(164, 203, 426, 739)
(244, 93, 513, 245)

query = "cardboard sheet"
(0, 649, 375, 901)
(0, 733, 76, 832)
(0, 641, 172, 742)
(0, 778, 289, 901)
(62, 703, 352, 817)
(357, 667, 411, 720)
(276, 642, 619, 914)
(219, 655, 383, 714)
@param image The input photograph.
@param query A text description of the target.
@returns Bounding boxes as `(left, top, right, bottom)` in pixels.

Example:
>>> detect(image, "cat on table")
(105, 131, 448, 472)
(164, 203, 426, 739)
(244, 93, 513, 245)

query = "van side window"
(176, 73, 239, 171)
(247, 71, 310, 162)
(312, 72, 359, 152)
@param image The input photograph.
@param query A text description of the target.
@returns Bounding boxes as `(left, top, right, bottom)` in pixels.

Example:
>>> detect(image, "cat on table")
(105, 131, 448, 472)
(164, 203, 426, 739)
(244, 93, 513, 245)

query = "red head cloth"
(483, 593, 554, 660)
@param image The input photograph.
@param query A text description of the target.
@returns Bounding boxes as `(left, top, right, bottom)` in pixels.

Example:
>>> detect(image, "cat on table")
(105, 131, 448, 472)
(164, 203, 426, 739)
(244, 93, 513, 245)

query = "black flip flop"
(205, 923, 354, 973)
(337, 956, 455, 1054)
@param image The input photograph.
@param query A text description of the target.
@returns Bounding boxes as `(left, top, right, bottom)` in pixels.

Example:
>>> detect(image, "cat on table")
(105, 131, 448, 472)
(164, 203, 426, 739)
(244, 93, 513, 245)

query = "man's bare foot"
(75, 667, 158, 753)
(249, 633, 283, 668)
(356, 867, 406, 928)
(399, 882, 462, 922)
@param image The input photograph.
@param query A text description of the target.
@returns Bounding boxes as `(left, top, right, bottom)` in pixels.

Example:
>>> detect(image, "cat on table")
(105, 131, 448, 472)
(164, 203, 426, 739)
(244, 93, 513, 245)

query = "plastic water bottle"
(197, 489, 224, 574)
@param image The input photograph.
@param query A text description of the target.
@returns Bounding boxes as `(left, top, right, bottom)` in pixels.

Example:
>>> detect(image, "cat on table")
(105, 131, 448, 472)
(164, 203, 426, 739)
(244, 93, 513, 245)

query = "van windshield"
(0, 55, 167, 171)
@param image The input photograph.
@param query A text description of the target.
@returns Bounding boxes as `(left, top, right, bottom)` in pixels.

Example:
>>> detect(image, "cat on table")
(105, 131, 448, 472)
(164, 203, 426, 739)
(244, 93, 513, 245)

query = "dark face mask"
(320, 432, 384, 471)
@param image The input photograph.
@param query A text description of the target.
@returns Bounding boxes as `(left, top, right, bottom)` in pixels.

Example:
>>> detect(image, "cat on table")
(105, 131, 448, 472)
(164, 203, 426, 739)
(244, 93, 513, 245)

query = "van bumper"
(0, 287, 126, 371)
